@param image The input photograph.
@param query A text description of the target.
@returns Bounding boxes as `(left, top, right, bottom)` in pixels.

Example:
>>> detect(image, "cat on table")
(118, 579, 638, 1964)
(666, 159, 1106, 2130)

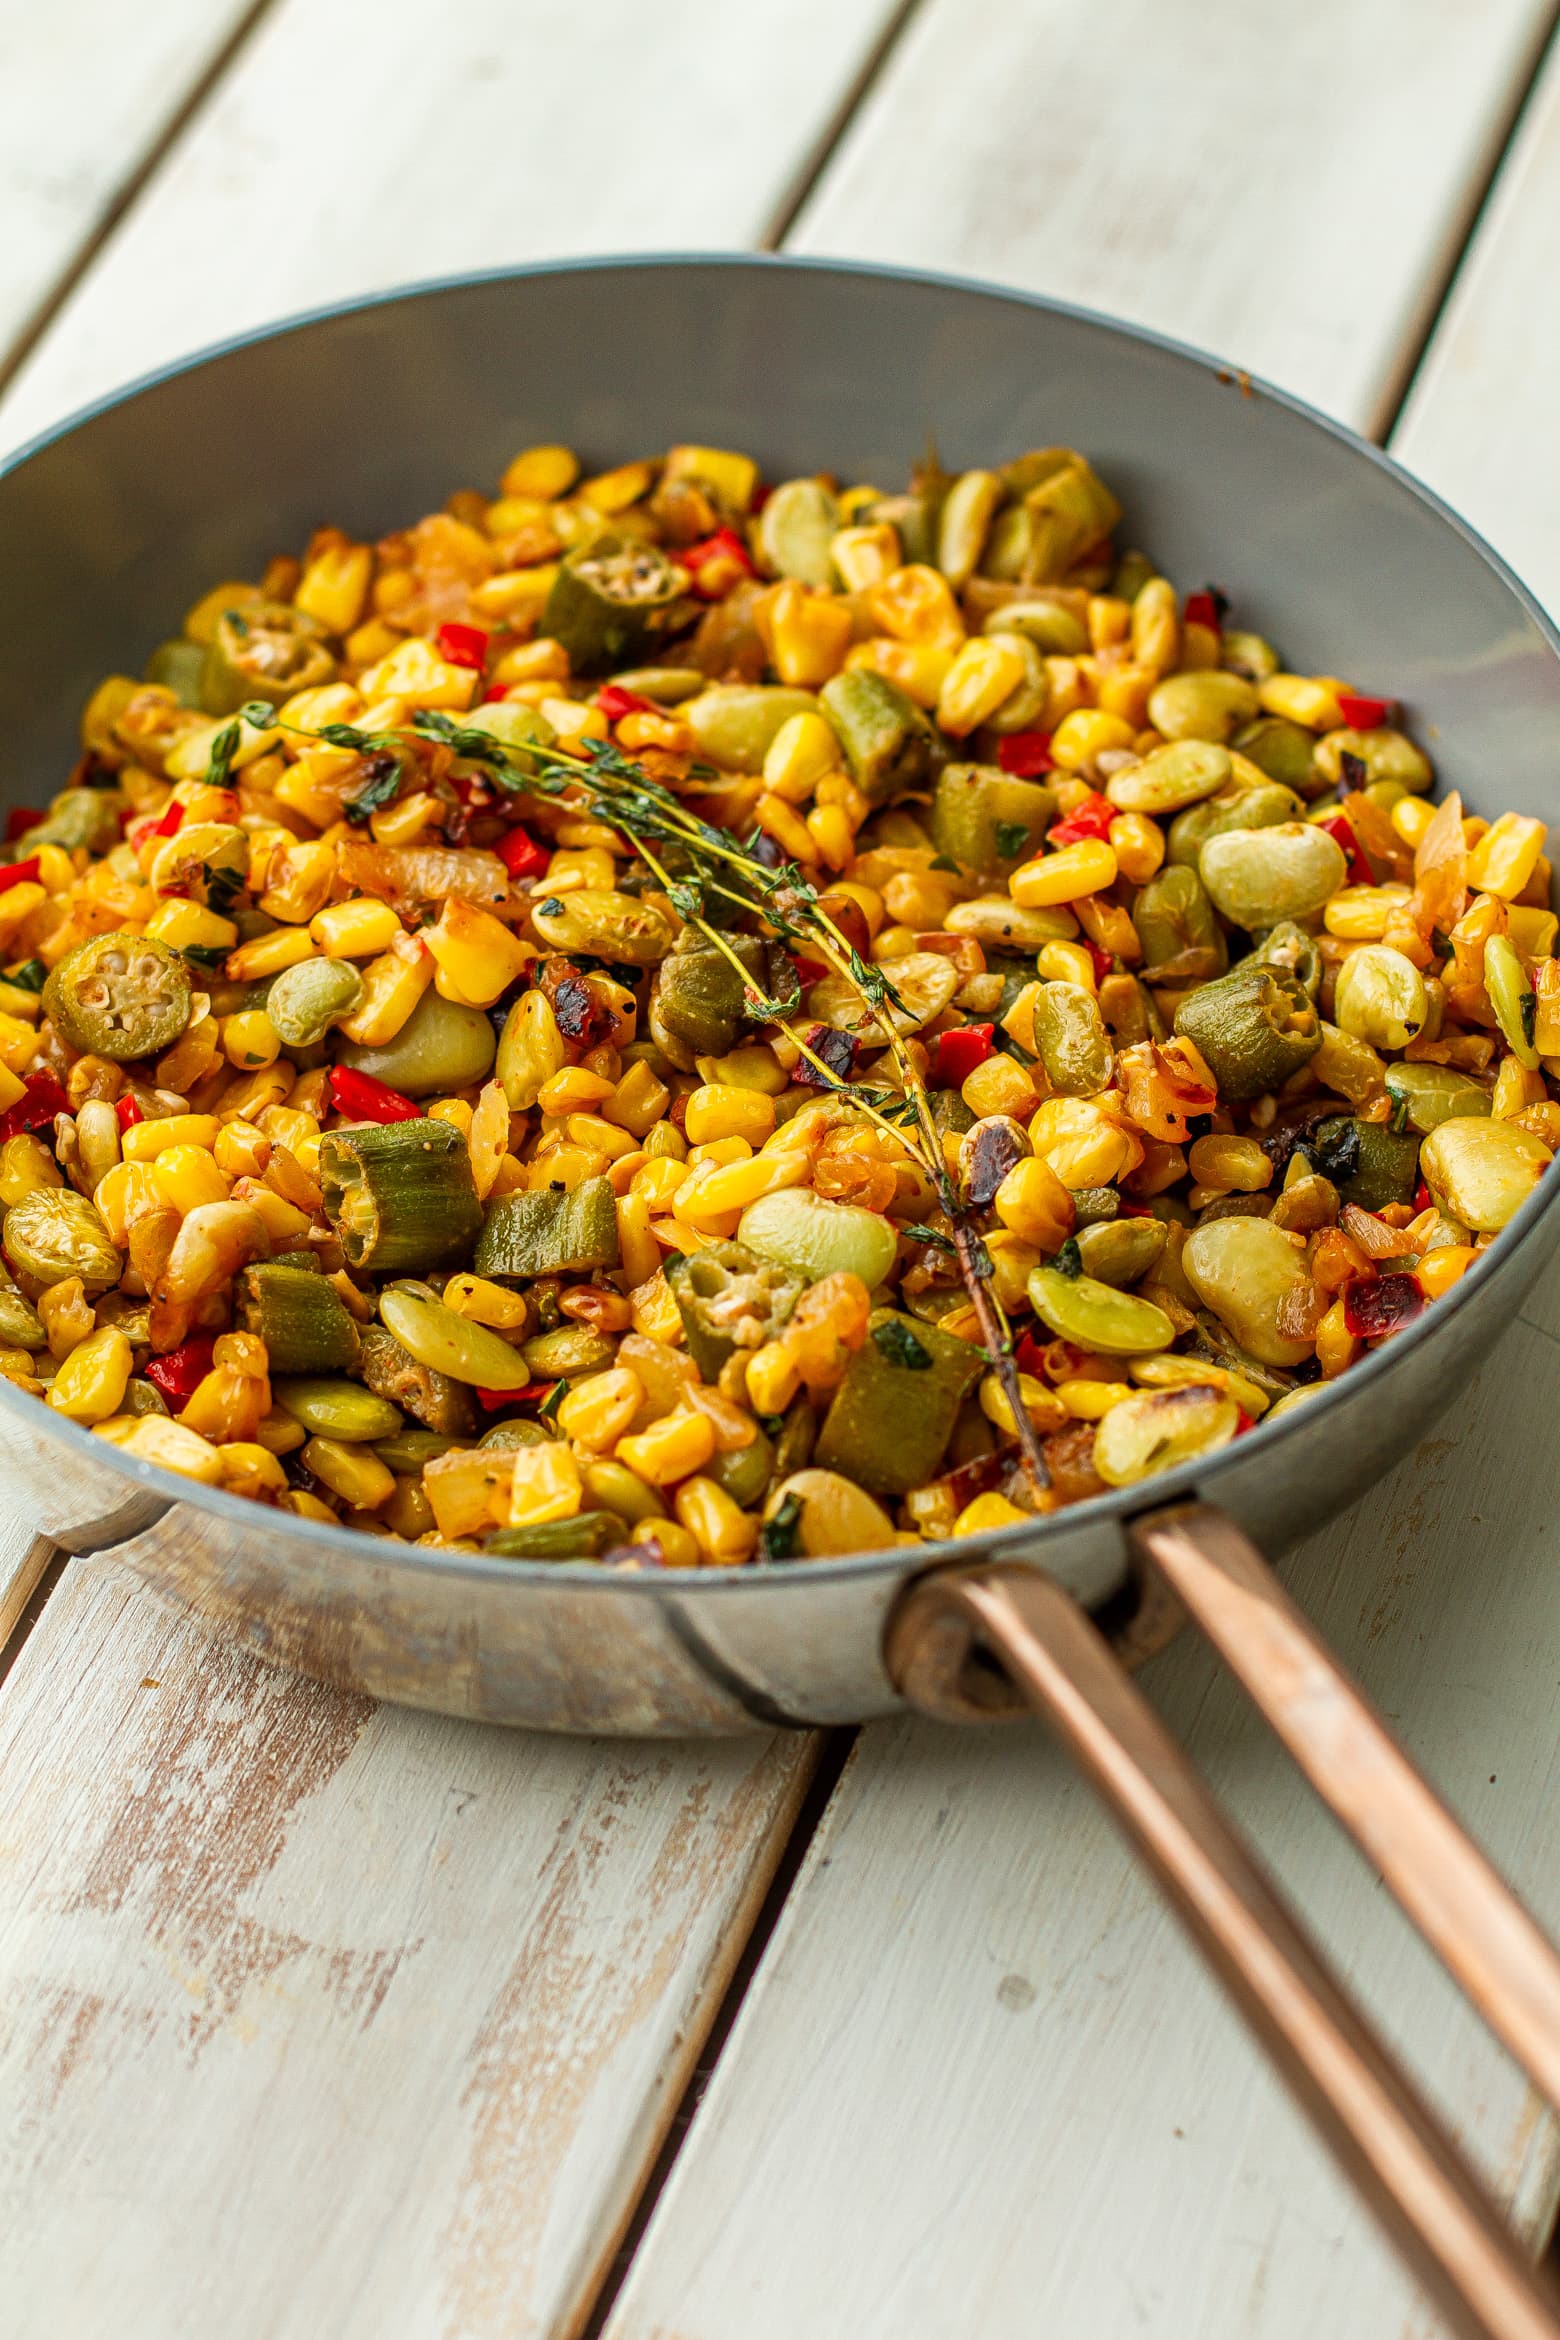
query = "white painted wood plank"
(0, 0, 259, 375)
(0, 0, 901, 456)
(1393, 36, 1560, 618)
(0, 1523, 52, 1657)
(0, 1562, 814, 2340)
(604, 1318, 1560, 2340)
(790, 0, 1556, 435)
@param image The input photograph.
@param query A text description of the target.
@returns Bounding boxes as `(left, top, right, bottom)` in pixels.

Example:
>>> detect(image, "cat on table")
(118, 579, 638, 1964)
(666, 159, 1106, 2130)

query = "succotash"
(2, 439, 1552, 1565)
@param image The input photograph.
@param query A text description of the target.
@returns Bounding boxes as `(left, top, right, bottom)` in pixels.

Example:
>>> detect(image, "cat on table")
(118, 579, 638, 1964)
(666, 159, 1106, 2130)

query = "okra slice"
(485, 1513, 624, 1561)
(474, 1174, 621, 1282)
(359, 1324, 476, 1438)
(819, 669, 940, 805)
(542, 536, 693, 673)
(319, 1117, 482, 1275)
(666, 1240, 804, 1383)
(238, 1261, 362, 1376)
(814, 1309, 983, 1497)
(1172, 964, 1321, 1102)
(929, 762, 1054, 878)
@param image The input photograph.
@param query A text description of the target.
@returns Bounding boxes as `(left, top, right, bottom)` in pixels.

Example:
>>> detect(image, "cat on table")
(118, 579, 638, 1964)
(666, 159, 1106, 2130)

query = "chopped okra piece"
(319, 1118, 482, 1275)
(474, 1174, 621, 1282)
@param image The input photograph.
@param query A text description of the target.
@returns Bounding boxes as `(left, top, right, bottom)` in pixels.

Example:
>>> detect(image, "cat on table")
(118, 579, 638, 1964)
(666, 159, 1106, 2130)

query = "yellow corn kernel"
(358, 636, 479, 711)
(302, 1436, 395, 1509)
(979, 1367, 1068, 1439)
(937, 637, 1028, 738)
(616, 1407, 716, 1487)
(1029, 1096, 1141, 1188)
(561, 1112, 633, 1162)
(602, 1060, 672, 1139)
(1315, 1295, 1357, 1378)
(0, 1012, 36, 1077)
(434, 1274, 525, 1336)
(631, 1155, 690, 1209)
(843, 636, 954, 708)
(806, 804, 855, 871)
(307, 897, 399, 959)
(557, 1366, 644, 1454)
(765, 582, 854, 688)
(830, 523, 901, 592)
(1492, 1056, 1545, 1119)
(30, 843, 74, 896)
(578, 458, 656, 515)
(1466, 811, 1547, 901)
(47, 1326, 133, 1424)
(1258, 672, 1351, 730)
(276, 680, 363, 736)
(502, 443, 580, 500)
(697, 1046, 788, 1098)
(993, 1154, 1077, 1249)
(538, 1066, 615, 1117)
(1035, 938, 1099, 992)
(163, 708, 280, 782)
(679, 1148, 810, 1224)
(145, 898, 239, 953)
(338, 934, 434, 1045)
(675, 1475, 758, 1565)
(960, 1053, 1039, 1121)
(615, 1190, 661, 1290)
(121, 1113, 220, 1162)
(213, 1121, 269, 1180)
(755, 791, 819, 866)
(0, 1133, 62, 1209)
(1416, 1245, 1477, 1300)
(97, 1415, 225, 1483)
(226, 927, 318, 981)
(215, 1063, 294, 1123)
(1094, 663, 1158, 728)
(422, 896, 532, 1008)
(498, 1440, 580, 1530)
(1186, 1134, 1272, 1193)
(1390, 794, 1436, 850)
(153, 1145, 232, 1215)
(865, 564, 964, 649)
(763, 710, 840, 800)
(953, 1492, 1031, 1537)
(1510, 905, 1559, 962)
(631, 1517, 701, 1568)
(1108, 810, 1165, 885)
(642, 1121, 688, 1162)
(742, 1339, 799, 1416)
(1010, 839, 1117, 907)
(684, 1083, 776, 1148)
(1323, 883, 1412, 940)
(1049, 708, 1136, 773)
(294, 541, 372, 636)
(216, 1009, 279, 1070)
(478, 571, 562, 632)
(626, 1257, 683, 1335)
(217, 1443, 292, 1500)
(1057, 1378, 1133, 1420)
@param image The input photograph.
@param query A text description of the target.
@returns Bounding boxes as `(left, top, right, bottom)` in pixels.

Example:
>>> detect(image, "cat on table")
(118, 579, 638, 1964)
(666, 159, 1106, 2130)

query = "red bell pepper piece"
(435, 622, 490, 669)
(1344, 1273, 1425, 1340)
(1233, 1408, 1257, 1436)
(1317, 810, 1372, 888)
(1414, 1176, 1432, 1216)
(596, 683, 658, 722)
(0, 856, 40, 896)
(1083, 940, 1114, 985)
(481, 683, 512, 704)
(997, 731, 1055, 778)
(4, 807, 42, 842)
(145, 1335, 217, 1406)
(152, 801, 185, 838)
(115, 1092, 144, 1132)
(933, 1023, 996, 1085)
(476, 1380, 561, 1412)
(1048, 791, 1116, 848)
(497, 825, 550, 882)
(0, 1070, 68, 1142)
(1014, 1330, 1050, 1380)
(1336, 691, 1395, 730)
(791, 955, 829, 987)
(328, 1065, 421, 1123)
(1183, 590, 1222, 633)
(681, 527, 755, 597)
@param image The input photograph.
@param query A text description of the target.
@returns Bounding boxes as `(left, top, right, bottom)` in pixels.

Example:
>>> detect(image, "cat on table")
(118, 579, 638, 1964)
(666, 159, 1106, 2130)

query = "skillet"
(3, 254, 1560, 2337)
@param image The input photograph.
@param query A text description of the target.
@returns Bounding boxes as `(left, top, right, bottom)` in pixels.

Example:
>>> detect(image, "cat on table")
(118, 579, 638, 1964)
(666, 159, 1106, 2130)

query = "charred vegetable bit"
(3, 427, 1549, 1560)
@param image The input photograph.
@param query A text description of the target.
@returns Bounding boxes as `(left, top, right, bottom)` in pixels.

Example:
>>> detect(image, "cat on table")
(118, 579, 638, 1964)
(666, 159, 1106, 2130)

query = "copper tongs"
(888, 1503, 1560, 2340)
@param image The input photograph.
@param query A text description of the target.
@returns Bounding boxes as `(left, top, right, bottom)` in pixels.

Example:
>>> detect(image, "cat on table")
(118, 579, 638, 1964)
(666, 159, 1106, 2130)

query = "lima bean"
(338, 987, 496, 1096)
(1181, 1218, 1314, 1366)
(1199, 822, 1346, 929)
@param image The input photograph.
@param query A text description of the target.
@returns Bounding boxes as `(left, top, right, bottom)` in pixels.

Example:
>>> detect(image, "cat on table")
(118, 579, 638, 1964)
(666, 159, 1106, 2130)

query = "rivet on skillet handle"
(885, 1504, 1560, 2340)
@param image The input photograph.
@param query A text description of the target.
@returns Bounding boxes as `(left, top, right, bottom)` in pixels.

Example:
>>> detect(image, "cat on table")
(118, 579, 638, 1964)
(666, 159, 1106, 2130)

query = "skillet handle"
(886, 1524, 1560, 2340)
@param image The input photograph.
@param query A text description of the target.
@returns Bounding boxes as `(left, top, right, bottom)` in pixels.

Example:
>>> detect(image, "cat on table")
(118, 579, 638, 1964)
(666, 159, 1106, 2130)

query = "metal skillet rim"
(3, 246, 1558, 1596)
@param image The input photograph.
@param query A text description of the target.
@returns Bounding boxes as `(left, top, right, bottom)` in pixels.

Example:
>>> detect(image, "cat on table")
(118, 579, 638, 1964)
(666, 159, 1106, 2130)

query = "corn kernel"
(502, 443, 580, 500)
(830, 523, 901, 592)
(1057, 1379, 1134, 1419)
(755, 791, 819, 866)
(937, 638, 1028, 738)
(1050, 708, 1136, 772)
(153, 1145, 231, 1214)
(338, 935, 434, 1044)
(558, 1366, 645, 1454)
(145, 898, 240, 952)
(47, 1325, 133, 1424)
(477, 571, 561, 630)
(423, 896, 532, 1008)
(993, 1154, 1076, 1249)
(960, 1054, 1039, 1121)
(219, 1009, 280, 1070)
(121, 1113, 220, 1162)
(1010, 839, 1117, 907)
(1416, 1245, 1478, 1300)
(953, 1492, 1030, 1537)
(1108, 810, 1165, 885)
(843, 637, 955, 708)
(1467, 811, 1547, 901)
(538, 1066, 615, 1116)
(675, 1475, 758, 1564)
(503, 1440, 582, 1528)
(1258, 673, 1351, 730)
(744, 1339, 801, 1416)
(1035, 939, 1099, 992)
(294, 541, 372, 635)
(979, 1367, 1068, 1439)
(865, 564, 964, 649)
(1315, 1295, 1357, 1378)
(765, 582, 854, 688)
(616, 1407, 716, 1486)
(579, 458, 655, 512)
(632, 1518, 701, 1568)
(359, 635, 479, 711)
(226, 927, 318, 981)
(305, 897, 397, 959)
(684, 1083, 776, 1148)
(1323, 884, 1412, 940)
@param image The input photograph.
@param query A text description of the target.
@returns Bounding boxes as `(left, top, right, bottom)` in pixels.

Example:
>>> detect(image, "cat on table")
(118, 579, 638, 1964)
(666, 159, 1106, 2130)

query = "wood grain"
(0, 1562, 814, 2340)
(604, 1316, 1560, 2340)
(0, 0, 262, 380)
(0, 0, 904, 456)
(789, 0, 1558, 434)
(1393, 33, 1560, 617)
(0, 1522, 53, 1660)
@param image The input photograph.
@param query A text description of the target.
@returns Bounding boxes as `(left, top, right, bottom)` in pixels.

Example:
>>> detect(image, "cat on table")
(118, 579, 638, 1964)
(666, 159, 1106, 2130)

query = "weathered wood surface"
(0, 1562, 815, 2340)
(0, 0, 904, 456)
(790, 0, 1558, 434)
(0, 0, 260, 383)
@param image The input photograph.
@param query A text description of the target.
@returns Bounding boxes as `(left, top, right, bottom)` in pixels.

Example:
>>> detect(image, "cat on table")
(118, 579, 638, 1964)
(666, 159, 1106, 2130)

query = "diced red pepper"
(1233, 1408, 1257, 1436)
(0, 1070, 68, 1142)
(793, 1024, 858, 1091)
(1014, 1331, 1050, 1380)
(1083, 940, 1114, 985)
(328, 1065, 421, 1123)
(1344, 1272, 1426, 1340)
(4, 807, 42, 842)
(791, 955, 829, 987)
(145, 1336, 217, 1406)
(933, 1023, 996, 1085)
(481, 683, 512, 704)
(1414, 1176, 1432, 1216)
(1317, 810, 1373, 887)
(680, 527, 755, 597)
(1048, 791, 1116, 848)
(476, 1380, 561, 1412)
(152, 801, 185, 838)
(596, 683, 657, 722)
(997, 731, 1055, 778)
(0, 856, 40, 896)
(497, 825, 550, 882)
(115, 1092, 144, 1132)
(435, 622, 490, 669)
(1183, 591, 1222, 634)
(749, 483, 771, 515)
(1336, 691, 1395, 731)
